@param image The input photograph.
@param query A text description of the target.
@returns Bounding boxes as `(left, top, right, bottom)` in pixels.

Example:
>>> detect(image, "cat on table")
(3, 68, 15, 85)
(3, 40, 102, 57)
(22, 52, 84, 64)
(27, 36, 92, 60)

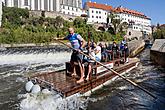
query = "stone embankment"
(128, 40, 145, 57)
(150, 39, 165, 67)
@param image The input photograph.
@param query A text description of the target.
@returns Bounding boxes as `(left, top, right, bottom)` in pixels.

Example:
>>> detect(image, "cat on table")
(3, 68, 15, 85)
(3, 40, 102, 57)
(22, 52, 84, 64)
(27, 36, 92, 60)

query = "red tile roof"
(114, 7, 150, 19)
(86, 2, 113, 11)
(85, 2, 150, 19)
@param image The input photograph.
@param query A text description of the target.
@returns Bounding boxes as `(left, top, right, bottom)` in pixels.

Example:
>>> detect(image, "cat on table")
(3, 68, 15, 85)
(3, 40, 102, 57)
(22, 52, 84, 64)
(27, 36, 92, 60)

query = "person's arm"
(81, 38, 86, 49)
(54, 37, 66, 41)
(76, 34, 86, 49)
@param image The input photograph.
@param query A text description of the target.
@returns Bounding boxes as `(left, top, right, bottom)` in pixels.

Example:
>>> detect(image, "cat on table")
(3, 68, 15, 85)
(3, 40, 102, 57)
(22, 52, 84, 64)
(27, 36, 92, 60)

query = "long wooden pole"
(55, 39, 157, 99)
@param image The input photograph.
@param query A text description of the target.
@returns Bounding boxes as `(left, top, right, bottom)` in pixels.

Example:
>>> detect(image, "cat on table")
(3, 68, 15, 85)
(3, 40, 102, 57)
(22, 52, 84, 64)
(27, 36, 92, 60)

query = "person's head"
(98, 43, 102, 47)
(68, 27, 74, 34)
(113, 41, 116, 46)
(123, 36, 127, 41)
(124, 43, 128, 48)
(92, 42, 97, 48)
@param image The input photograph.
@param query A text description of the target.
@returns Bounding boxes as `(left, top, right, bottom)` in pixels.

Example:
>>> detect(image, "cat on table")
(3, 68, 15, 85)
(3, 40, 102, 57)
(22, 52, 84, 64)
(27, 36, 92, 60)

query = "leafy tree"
(108, 13, 128, 35)
(2, 7, 29, 27)
(54, 16, 64, 28)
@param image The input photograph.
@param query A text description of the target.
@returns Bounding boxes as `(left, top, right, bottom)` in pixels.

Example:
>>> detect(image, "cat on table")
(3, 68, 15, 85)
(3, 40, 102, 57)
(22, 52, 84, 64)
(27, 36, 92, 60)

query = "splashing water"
(19, 92, 88, 110)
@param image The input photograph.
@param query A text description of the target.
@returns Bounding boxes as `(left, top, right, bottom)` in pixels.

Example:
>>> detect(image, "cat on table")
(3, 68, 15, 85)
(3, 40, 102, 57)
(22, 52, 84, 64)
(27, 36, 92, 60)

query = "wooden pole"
(55, 39, 157, 99)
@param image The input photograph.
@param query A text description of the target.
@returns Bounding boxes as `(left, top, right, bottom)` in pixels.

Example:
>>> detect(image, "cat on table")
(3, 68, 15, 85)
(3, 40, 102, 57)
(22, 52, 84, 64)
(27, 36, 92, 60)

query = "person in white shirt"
(94, 44, 101, 62)
(85, 43, 101, 80)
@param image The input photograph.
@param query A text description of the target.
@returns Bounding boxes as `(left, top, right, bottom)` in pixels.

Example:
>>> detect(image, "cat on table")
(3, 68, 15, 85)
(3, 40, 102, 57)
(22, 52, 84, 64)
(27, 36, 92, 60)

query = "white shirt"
(95, 46, 101, 60)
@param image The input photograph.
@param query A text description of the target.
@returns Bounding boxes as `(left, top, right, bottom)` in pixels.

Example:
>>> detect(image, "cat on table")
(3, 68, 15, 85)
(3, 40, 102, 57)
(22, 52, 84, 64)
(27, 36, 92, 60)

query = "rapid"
(0, 46, 164, 110)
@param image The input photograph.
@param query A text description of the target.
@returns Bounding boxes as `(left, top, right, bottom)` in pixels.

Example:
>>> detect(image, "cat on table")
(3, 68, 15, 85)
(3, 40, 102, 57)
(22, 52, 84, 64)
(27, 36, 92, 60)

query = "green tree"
(2, 7, 29, 27)
(108, 13, 128, 35)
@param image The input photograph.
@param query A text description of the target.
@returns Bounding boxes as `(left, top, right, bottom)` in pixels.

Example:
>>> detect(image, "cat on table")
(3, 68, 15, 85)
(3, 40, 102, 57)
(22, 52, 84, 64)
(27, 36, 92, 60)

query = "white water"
(19, 92, 88, 110)
(0, 52, 71, 66)
(0, 50, 88, 110)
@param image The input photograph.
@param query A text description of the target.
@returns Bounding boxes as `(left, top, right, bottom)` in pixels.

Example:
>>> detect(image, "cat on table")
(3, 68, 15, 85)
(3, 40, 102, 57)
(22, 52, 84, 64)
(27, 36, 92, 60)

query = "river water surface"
(0, 46, 164, 110)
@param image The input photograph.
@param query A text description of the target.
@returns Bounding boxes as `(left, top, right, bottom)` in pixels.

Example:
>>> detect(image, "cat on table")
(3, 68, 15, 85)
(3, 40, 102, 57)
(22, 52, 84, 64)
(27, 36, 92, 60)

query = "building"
(3, 0, 85, 17)
(85, 1, 152, 39)
(84, 1, 113, 24)
(2, 0, 152, 39)
(114, 6, 152, 36)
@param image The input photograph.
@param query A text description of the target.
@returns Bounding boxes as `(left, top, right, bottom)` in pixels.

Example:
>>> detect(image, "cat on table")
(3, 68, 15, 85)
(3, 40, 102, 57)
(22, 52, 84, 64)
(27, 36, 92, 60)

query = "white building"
(85, 1, 152, 37)
(3, 0, 85, 17)
(84, 1, 113, 24)
(114, 6, 152, 35)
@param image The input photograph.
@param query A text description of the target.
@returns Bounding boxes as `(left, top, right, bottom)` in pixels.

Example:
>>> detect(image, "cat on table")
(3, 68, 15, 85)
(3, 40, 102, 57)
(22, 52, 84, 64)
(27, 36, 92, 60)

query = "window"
(99, 11, 101, 14)
(99, 16, 101, 19)
(14, 0, 18, 7)
(34, 0, 38, 10)
(92, 16, 94, 18)
(24, 0, 28, 6)
(96, 16, 98, 18)
(44, 0, 48, 11)
(53, 0, 56, 11)
(105, 13, 106, 15)
(92, 10, 94, 13)
(96, 11, 98, 14)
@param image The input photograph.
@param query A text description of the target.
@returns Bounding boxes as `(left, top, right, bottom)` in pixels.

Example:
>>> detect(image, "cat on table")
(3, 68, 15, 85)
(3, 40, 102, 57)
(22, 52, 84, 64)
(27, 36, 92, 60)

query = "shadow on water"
(87, 48, 165, 110)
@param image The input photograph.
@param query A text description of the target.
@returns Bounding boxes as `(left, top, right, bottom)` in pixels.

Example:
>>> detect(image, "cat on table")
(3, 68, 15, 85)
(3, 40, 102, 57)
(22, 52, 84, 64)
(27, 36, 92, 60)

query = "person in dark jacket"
(112, 41, 119, 59)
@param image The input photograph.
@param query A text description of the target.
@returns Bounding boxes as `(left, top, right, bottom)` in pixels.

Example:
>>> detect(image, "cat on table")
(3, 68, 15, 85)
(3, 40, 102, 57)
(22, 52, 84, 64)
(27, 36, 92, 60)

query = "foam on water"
(19, 92, 88, 110)
(0, 52, 71, 66)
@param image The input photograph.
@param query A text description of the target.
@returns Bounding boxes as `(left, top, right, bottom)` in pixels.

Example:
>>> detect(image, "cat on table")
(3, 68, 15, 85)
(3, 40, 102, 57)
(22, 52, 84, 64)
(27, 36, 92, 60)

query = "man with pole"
(54, 27, 86, 83)
(55, 39, 157, 99)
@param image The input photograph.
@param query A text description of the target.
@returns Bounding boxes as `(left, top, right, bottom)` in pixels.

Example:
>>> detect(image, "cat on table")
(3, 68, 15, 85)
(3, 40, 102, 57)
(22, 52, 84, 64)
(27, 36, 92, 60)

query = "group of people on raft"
(55, 27, 129, 83)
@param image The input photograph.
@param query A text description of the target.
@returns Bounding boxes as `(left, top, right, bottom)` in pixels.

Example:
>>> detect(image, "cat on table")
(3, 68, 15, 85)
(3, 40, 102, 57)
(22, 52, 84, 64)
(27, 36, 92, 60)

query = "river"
(0, 46, 164, 110)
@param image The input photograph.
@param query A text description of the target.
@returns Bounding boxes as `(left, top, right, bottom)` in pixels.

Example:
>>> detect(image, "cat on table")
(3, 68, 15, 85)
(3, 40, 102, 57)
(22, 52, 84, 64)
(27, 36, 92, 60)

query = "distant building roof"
(160, 24, 165, 28)
(85, 2, 150, 20)
(114, 6, 150, 19)
(86, 2, 113, 11)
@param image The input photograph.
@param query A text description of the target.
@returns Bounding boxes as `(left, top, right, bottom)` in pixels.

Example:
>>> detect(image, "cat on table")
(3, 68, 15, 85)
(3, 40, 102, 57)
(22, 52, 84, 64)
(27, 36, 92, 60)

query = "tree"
(54, 16, 64, 28)
(107, 13, 128, 35)
(2, 7, 29, 27)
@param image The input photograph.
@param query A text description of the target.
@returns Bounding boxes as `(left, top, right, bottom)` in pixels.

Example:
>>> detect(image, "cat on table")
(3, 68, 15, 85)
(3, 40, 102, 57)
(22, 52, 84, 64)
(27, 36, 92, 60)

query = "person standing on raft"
(54, 27, 86, 83)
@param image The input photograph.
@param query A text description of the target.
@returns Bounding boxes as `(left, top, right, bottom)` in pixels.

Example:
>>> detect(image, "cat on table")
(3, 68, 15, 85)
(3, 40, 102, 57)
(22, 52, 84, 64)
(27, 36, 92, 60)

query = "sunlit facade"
(3, 0, 84, 16)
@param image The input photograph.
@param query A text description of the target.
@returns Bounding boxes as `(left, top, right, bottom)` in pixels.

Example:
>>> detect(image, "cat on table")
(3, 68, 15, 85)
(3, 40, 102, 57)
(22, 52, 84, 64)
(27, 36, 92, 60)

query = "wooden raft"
(30, 58, 139, 97)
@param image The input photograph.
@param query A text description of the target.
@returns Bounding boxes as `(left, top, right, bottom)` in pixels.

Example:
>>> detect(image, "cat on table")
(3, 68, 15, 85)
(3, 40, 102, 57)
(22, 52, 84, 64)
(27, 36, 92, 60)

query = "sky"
(82, 0, 165, 25)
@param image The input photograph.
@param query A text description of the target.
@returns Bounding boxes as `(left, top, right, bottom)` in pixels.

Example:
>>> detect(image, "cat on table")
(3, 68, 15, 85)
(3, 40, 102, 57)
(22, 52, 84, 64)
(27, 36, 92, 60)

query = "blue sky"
(82, 0, 165, 25)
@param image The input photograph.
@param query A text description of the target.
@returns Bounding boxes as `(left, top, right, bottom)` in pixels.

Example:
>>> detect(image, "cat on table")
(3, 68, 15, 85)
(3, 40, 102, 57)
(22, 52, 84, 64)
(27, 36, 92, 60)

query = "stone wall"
(125, 28, 143, 40)
(29, 11, 77, 21)
(150, 39, 165, 67)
